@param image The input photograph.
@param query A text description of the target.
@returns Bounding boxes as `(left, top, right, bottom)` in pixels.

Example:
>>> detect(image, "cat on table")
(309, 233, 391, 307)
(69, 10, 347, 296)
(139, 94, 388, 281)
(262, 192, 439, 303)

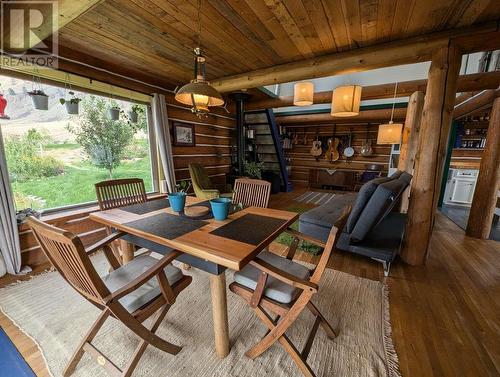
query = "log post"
(466, 95, 500, 238)
(401, 45, 462, 266)
(398, 91, 425, 213)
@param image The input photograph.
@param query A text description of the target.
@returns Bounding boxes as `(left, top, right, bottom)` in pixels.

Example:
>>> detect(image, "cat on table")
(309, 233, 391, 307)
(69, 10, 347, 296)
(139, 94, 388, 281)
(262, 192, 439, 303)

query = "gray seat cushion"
(102, 255, 183, 313)
(234, 251, 310, 304)
(300, 193, 357, 228)
(350, 175, 411, 243)
(299, 193, 357, 242)
(337, 212, 407, 262)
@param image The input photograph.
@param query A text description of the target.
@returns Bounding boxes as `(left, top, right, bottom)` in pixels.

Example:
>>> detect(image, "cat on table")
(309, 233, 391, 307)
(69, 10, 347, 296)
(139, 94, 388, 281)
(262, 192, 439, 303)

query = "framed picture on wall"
(172, 122, 195, 146)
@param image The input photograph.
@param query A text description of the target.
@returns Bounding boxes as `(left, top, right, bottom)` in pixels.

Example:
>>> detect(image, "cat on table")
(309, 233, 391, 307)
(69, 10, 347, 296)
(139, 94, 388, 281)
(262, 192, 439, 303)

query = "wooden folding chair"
(229, 206, 351, 377)
(27, 216, 192, 377)
(95, 178, 149, 264)
(232, 178, 271, 208)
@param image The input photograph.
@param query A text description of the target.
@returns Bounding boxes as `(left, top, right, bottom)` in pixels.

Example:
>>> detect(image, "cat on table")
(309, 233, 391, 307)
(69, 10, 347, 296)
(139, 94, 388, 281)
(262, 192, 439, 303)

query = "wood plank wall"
(283, 123, 391, 185)
(18, 101, 236, 268)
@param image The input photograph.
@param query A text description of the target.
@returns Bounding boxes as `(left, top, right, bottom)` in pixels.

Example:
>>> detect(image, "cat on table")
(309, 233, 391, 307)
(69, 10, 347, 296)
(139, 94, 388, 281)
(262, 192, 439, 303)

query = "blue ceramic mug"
(210, 197, 232, 220)
(169, 192, 186, 212)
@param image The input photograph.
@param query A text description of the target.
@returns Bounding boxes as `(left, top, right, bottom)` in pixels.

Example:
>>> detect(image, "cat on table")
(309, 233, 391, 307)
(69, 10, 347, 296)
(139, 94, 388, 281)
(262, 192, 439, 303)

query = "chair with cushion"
(95, 178, 149, 264)
(188, 163, 232, 200)
(27, 216, 191, 377)
(229, 207, 350, 377)
(232, 178, 271, 208)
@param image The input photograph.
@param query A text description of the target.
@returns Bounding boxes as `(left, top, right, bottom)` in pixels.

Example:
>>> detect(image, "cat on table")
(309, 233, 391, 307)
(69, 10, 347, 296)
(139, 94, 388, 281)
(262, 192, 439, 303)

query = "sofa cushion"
(234, 251, 310, 304)
(300, 193, 357, 229)
(350, 176, 411, 243)
(345, 175, 394, 233)
(337, 212, 406, 261)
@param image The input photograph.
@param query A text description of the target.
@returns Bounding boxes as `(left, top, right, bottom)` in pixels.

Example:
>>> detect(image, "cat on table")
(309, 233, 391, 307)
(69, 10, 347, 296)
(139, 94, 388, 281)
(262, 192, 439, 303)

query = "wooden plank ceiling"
(56, 0, 500, 91)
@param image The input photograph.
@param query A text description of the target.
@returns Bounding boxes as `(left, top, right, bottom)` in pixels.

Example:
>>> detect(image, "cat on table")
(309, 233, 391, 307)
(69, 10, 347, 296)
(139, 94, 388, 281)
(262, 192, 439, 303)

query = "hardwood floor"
(1, 188, 499, 376)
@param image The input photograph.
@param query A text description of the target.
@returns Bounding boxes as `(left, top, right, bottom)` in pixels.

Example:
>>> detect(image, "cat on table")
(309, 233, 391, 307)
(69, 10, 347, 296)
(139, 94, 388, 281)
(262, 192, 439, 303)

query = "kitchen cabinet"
(444, 169, 478, 206)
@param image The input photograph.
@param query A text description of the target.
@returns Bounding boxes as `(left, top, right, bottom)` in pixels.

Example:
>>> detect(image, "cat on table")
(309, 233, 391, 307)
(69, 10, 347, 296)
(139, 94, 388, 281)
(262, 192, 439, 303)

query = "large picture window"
(0, 75, 155, 212)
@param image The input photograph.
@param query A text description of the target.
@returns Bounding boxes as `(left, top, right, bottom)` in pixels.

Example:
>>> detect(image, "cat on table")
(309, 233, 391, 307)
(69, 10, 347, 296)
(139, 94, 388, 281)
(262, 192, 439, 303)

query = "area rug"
(295, 191, 336, 205)
(0, 255, 401, 377)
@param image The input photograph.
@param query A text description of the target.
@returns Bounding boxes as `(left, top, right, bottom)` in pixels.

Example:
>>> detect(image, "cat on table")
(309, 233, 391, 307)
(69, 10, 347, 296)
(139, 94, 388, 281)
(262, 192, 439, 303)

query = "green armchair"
(188, 163, 232, 200)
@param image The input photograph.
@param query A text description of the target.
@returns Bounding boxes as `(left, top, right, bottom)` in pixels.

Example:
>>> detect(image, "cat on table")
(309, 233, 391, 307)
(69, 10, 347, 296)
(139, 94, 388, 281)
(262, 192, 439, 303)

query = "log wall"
(283, 123, 391, 185)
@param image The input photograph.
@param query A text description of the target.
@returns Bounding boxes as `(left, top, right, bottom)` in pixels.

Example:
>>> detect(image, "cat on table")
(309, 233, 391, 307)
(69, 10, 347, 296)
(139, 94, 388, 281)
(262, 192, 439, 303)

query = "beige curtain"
(151, 94, 177, 193)
(0, 126, 21, 276)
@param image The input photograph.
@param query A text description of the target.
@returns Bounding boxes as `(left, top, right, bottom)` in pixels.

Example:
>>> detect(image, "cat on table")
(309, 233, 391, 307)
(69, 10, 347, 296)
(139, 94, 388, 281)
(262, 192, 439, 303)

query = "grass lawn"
(275, 204, 323, 255)
(12, 157, 153, 210)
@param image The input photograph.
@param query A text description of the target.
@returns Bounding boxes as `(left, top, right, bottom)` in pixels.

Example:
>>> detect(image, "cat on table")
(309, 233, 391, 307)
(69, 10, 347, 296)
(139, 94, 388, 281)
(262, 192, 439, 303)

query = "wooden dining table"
(89, 195, 298, 359)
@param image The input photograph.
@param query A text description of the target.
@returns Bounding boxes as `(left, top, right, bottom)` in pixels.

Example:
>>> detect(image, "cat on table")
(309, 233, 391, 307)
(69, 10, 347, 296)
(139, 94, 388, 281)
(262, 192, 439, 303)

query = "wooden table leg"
(209, 272, 230, 358)
(119, 239, 135, 264)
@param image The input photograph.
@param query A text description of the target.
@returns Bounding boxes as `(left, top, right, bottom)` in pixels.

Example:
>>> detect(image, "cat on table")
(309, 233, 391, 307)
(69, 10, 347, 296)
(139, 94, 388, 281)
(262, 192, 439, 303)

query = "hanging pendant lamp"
(377, 82, 403, 144)
(175, 0, 224, 118)
(293, 81, 314, 106)
(331, 85, 362, 117)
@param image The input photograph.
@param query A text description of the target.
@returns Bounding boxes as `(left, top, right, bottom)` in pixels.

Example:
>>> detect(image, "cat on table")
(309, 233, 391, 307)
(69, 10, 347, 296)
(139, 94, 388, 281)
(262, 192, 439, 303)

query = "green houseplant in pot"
(29, 89, 49, 110)
(59, 91, 81, 115)
(169, 181, 191, 212)
(108, 105, 120, 120)
(243, 161, 265, 179)
(128, 104, 143, 123)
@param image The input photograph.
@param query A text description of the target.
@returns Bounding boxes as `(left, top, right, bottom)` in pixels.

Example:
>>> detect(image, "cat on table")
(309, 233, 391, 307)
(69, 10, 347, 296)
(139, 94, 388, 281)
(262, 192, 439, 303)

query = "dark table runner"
(124, 213, 207, 239)
(121, 199, 170, 215)
(210, 214, 287, 245)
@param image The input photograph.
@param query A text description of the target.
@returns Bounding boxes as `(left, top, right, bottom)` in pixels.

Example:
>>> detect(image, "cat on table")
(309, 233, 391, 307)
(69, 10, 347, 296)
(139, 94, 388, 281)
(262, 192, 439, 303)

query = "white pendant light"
(331, 85, 362, 117)
(293, 81, 314, 106)
(175, 0, 224, 118)
(377, 82, 403, 144)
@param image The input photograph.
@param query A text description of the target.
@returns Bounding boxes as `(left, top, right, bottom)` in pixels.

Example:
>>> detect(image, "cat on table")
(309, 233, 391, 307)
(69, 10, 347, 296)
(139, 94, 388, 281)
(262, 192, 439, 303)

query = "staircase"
(244, 109, 292, 192)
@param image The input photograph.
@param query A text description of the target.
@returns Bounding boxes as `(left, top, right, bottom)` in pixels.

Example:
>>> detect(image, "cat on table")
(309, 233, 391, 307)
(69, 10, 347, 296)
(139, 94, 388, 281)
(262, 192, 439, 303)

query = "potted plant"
(108, 105, 120, 120)
(59, 91, 81, 115)
(243, 161, 265, 179)
(128, 104, 143, 123)
(168, 181, 191, 212)
(28, 89, 49, 110)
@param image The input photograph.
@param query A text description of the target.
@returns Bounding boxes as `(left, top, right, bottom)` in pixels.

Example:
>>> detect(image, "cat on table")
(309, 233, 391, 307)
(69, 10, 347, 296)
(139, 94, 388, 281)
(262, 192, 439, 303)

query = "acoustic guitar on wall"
(310, 128, 322, 158)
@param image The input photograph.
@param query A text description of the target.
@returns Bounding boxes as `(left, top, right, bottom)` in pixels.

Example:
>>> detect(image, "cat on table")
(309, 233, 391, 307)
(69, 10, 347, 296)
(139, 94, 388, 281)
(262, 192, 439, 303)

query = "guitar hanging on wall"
(310, 127, 322, 159)
(325, 124, 340, 163)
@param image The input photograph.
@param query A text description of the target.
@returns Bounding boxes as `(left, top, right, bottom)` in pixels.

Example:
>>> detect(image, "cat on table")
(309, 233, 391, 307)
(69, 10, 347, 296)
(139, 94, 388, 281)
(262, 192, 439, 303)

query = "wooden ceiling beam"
(245, 71, 500, 110)
(275, 108, 407, 125)
(212, 22, 500, 93)
(453, 88, 500, 119)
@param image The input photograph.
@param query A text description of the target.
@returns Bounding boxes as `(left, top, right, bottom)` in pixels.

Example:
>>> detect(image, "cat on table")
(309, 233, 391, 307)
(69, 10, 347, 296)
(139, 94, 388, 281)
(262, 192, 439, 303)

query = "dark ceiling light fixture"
(175, 0, 224, 118)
